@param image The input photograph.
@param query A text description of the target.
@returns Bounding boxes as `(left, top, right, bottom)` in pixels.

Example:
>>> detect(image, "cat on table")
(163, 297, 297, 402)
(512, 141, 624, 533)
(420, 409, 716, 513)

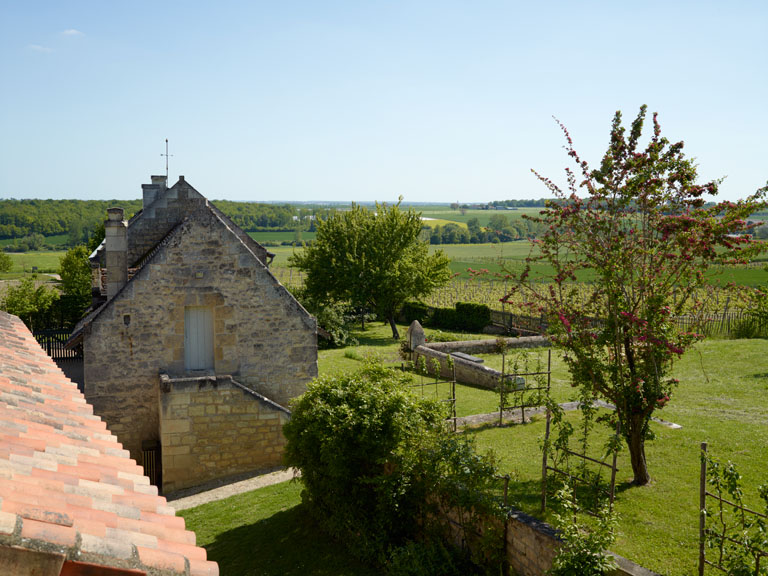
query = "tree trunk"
(628, 420, 651, 485)
(360, 311, 365, 331)
(388, 314, 400, 340)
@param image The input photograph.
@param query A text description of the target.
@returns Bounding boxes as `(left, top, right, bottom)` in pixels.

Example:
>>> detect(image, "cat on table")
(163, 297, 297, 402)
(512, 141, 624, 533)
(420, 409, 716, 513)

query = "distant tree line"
(489, 198, 549, 207)
(0, 199, 143, 250)
(428, 214, 544, 244)
(0, 199, 338, 251)
(3, 197, 763, 251)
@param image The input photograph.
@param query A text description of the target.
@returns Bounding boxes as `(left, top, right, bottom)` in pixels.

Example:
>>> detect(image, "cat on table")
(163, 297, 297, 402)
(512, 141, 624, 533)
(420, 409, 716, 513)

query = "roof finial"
(160, 139, 173, 181)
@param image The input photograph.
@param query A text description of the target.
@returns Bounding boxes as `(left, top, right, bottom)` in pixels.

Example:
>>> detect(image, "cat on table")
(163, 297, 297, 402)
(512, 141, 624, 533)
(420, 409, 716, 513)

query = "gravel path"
(456, 400, 682, 429)
(168, 468, 297, 511)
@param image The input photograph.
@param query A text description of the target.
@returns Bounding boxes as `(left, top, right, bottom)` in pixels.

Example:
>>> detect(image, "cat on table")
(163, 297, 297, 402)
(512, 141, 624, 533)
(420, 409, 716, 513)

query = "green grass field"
(180, 324, 767, 576)
(179, 481, 380, 576)
(2, 251, 65, 275)
(247, 230, 317, 244)
(418, 207, 541, 227)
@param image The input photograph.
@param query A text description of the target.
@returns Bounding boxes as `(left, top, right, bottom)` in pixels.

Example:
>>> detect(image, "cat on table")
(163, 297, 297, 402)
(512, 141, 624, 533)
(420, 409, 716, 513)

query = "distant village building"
(67, 176, 317, 494)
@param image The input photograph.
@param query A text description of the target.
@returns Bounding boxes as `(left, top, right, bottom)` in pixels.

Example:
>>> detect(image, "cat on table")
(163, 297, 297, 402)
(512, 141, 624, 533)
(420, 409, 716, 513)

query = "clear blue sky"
(1, 1, 766, 203)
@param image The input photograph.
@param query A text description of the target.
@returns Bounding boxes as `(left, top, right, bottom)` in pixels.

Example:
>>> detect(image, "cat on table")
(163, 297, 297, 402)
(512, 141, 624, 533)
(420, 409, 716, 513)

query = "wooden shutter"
(184, 307, 214, 370)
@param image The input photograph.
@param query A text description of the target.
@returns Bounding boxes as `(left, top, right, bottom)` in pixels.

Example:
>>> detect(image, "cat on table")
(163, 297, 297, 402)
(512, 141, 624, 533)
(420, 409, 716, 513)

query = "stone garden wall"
(406, 321, 549, 389)
(159, 375, 290, 494)
(442, 498, 659, 575)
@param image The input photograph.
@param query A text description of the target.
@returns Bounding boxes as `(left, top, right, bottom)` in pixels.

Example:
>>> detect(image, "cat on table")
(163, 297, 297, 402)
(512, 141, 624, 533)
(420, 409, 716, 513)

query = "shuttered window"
(184, 307, 214, 370)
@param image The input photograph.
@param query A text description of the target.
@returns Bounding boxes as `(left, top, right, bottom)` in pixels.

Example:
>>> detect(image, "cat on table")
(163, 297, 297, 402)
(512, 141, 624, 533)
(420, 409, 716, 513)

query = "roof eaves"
(66, 223, 185, 348)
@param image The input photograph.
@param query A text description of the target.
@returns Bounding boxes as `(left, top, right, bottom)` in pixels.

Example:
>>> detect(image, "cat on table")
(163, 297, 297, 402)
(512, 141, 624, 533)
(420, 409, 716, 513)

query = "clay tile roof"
(0, 311, 218, 576)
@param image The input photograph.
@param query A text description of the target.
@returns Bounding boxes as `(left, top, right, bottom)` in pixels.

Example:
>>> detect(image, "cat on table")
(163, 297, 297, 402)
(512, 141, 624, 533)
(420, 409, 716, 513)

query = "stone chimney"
(105, 208, 128, 300)
(142, 175, 167, 209)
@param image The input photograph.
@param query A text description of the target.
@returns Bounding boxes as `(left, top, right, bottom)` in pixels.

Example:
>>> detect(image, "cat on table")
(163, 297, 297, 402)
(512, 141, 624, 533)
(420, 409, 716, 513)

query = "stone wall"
(159, 375, 290, 494)
(83, 208, 317, 470)
(126, 177, 208, 266)
(404, 321, 549, 389)
(443, 504, 658, 576)
(424, 335, 549, 355)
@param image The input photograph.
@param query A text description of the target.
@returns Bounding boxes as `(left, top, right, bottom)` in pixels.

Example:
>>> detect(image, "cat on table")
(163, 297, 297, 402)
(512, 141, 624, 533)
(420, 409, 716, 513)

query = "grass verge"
(179, 480, 381, 576)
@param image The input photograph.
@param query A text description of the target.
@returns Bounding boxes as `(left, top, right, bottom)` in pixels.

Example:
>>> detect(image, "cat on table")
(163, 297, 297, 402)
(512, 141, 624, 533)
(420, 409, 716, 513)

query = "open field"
(418, 207, 542, 227)
(247, 230, 317, 244)
(0, 234, 70, 248)
(270, 240, 768, 287)
(2, 250, 65, 275)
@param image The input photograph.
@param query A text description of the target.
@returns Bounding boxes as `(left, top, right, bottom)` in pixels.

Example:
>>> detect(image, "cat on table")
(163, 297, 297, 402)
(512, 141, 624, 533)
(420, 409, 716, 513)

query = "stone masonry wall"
(83, 208, 317, 467)
(159, 376, 289, 494)
(126, 178, 207, 266)
(442, 504, 658, 576)
(405, 322, 549, 390)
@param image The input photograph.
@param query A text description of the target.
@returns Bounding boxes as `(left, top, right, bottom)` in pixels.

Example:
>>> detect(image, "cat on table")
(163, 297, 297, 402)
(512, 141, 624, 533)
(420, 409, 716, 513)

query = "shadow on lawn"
(353, 328, 401, 347)
(205, 504, 381, 576)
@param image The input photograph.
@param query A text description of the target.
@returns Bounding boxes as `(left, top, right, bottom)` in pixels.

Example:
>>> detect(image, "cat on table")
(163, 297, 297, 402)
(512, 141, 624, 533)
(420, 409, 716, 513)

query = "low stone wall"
(443, 503, 658, 576)
(425, 335, 550, 355)
(406, 321, 550, 390)
(411, 337, 549, 390)
(159, 374, 290, 494)
(413, 345, 506, 389)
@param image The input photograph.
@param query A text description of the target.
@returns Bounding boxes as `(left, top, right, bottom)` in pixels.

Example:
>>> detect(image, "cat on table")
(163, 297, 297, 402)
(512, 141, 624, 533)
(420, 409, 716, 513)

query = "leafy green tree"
(289, 201, 451, 339)
(1, 276, 59, 330)
(505, 106, 767, 485)
(58, 245, 92, 326)
(87, 222, 105, 253)
(0, 251, 11, 274)
(488, 213, 509, 233)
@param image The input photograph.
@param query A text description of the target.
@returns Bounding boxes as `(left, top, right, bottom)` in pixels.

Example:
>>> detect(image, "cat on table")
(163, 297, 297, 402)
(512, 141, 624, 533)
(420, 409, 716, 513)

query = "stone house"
(67, 176, 317, 494)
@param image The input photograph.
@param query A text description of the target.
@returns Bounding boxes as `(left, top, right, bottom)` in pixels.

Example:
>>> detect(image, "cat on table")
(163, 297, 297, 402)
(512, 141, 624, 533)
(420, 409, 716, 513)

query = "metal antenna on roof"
(160, 139, 173, 181)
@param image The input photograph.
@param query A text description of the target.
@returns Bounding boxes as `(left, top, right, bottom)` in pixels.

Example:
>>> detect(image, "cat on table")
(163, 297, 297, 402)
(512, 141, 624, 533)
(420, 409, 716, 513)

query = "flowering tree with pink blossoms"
(504, 106, 766, 485)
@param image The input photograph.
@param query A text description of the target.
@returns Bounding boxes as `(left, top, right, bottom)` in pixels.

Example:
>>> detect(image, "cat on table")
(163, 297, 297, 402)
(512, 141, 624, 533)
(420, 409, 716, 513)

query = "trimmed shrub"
(455, 302, 491, 332)
(284, 363, 443, 562)
(283, 361, 501, 571)
(428, 307, 458, 330)
(400, 301, 430, 325)
(426, 303, 491, 332)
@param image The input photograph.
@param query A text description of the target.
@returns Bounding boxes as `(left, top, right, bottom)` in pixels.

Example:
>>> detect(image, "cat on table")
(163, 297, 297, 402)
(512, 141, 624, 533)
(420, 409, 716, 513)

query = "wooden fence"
(490, 309, 759, 340)
(33, 329, 83, 361)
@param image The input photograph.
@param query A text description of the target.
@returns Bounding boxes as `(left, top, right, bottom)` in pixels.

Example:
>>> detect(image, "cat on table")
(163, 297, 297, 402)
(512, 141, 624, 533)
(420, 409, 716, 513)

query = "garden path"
(168, 467, 297, 511)
(456, 400, 681, 429)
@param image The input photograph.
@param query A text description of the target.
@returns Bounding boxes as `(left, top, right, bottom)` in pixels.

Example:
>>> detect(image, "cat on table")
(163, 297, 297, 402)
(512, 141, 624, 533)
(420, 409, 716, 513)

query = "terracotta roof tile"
(0, 311, 218, 576)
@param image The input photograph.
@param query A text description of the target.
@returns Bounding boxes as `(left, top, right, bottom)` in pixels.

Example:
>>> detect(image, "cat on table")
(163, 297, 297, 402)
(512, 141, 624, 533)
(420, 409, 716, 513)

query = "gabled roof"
(68, 180, 315, 350)
(67, 222, 186, 348)
(69, 177, 313, 349)
(0, 311, 218, 576)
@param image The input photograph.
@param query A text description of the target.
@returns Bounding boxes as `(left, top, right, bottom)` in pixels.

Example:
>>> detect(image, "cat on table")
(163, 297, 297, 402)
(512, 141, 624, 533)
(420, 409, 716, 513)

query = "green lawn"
(466, 338, 768, 576)
(1, 251, 65, 275)
(319, 329, 768, 575)
(181, 330, 767, 576)
(179, 481, 381, 576)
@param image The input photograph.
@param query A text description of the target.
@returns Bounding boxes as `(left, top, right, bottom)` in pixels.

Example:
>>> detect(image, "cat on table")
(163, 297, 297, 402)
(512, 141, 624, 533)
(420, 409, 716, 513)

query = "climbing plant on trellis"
(540, 386, 621, 515)
(699, 442, 768, 575)
(496, 340, 551, 426)
(409, 354, 457, 432)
